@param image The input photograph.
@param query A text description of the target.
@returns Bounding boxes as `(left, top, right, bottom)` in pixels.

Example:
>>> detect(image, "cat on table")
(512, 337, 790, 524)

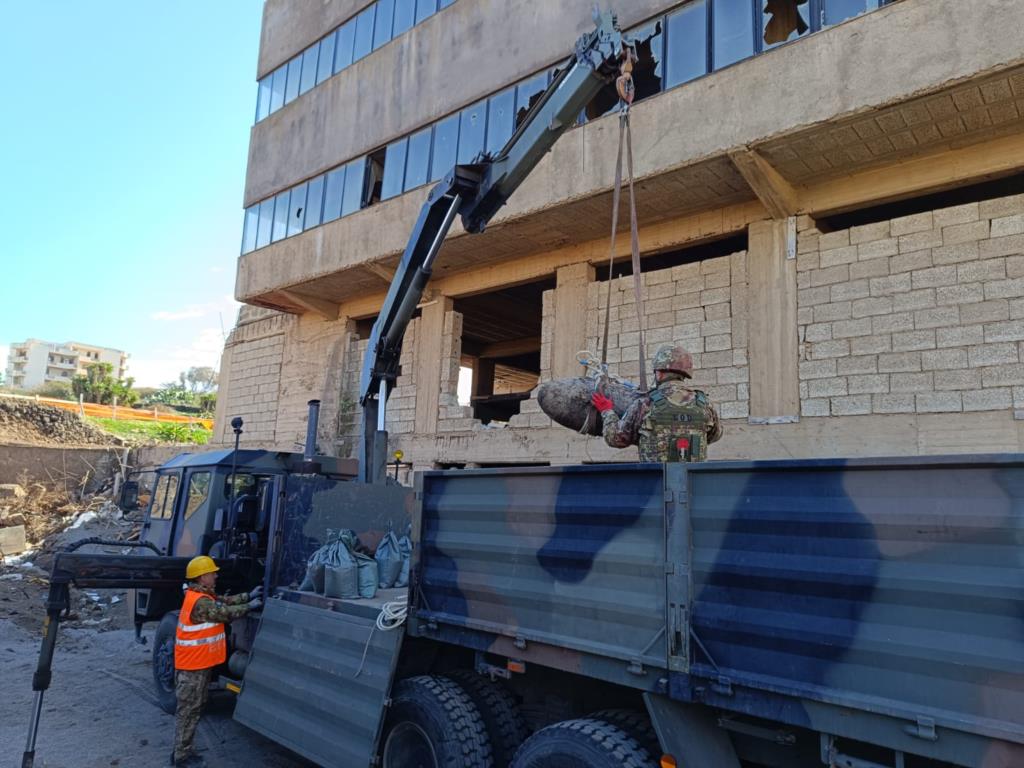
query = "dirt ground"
(0, 612, 309, 768)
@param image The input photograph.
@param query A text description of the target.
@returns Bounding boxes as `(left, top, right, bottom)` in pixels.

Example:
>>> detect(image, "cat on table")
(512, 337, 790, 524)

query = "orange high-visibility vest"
(175, 589, 227, 671)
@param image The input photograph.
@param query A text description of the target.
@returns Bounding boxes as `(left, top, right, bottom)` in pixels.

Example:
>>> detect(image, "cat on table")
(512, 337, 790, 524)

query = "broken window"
(365, 148, 387, 206)
(486, 87, 515, 155)
(457, 100, 487, 164)
(316, 31, 336, 84)
(666, 1, 708, 88)
(382, 138, 408, 200)
(586, 18, 664, 120)
(712, 0, 755, 70)
(763, 0, 810, 47)
(405, 126, 433, 191)
(334, 20, 356, 73)
(824, 0, 880, 25)
(287, 181, 307, 237)
(455, 280, 551, 424)
(515, 73, 548, 130)
(430, 114, 460, 182)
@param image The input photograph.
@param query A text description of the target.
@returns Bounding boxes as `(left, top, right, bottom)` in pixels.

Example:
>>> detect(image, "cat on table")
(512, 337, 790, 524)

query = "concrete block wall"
(796, 193, 1024, 418)
(576, 252, 750, 420)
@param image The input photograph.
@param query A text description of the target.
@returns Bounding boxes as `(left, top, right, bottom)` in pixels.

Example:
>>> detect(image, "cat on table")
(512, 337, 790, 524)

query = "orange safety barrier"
(1, 393, 213, 430)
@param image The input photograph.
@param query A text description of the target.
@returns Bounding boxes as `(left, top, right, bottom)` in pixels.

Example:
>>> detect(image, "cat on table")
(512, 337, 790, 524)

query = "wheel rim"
(154, 637, 175, 693)
(381, 722, 439, 768)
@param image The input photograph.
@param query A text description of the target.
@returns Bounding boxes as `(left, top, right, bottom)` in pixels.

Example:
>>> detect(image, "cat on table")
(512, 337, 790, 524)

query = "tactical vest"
(639, 387, 712, 462)
(175, 589, 227, 671)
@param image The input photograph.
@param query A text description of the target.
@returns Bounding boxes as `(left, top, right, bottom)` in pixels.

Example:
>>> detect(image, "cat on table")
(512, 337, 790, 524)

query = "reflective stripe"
(176, 632, 226, 648)
(177, 621, 219, 633)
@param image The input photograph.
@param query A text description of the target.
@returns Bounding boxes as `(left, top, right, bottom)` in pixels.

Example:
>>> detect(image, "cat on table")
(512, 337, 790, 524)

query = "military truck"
(24, 9, 1024, 768)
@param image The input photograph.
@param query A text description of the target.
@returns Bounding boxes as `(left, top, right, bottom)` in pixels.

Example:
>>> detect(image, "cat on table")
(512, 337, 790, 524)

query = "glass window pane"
(382, 139, 408, 200)
(305, 174, 326, 228)
(353, 5, 376, 62)
(342, 159, 366, 216)
(299, 44, 319, 94)
(457, 100, 487, 164)
(824, 0, 879, 25)
(374, 0, 395, 49)
(439, 0, 455, 7)
(666, 1, 708, 88)
(393, 0, 416, 36)
(485, 87, 515, 155)
(713, 0, 755, 70)
(272, 190, 290, 242)
(284, 54, 302, 103)
(335, 20, 356, 73)
(256, 76, 272, 121)
(184, 473, 210, 520)
(257, 198, 274, 248)
(287, 182, 307, 237)
(317, 32, 336, 84)
(323, 167, 345, 222)
(415, 0, 437, 24)
(763, 0, 810, 48)
(270, 65, 287, 112)
(515, 72, 547, 129)
(242, 205, 259, 253)
(404, 127, 432, 190)
(430, 114, 460, 182)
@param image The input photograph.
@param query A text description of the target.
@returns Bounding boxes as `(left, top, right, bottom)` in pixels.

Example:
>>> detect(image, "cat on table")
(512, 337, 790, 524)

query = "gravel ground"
(0, 618, 309, 768)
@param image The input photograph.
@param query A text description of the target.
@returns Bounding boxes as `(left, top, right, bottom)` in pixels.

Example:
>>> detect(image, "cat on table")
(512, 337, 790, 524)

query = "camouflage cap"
(652, 344, 693, 377)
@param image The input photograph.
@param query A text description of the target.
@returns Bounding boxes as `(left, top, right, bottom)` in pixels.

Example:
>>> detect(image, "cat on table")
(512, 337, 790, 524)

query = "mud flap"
(234, 597, 403, 768)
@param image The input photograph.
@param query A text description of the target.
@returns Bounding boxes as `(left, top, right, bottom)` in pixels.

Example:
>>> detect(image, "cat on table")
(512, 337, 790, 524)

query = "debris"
(0, 398, 123, 447)
(0, 483, 27, 500)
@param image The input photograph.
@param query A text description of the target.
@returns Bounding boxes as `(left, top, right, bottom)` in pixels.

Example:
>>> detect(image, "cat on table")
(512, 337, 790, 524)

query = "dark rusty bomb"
(536, 376, 642, 436)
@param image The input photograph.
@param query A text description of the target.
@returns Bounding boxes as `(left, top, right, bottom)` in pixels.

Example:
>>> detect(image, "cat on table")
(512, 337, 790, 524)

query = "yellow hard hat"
(186, 555, 219, 580)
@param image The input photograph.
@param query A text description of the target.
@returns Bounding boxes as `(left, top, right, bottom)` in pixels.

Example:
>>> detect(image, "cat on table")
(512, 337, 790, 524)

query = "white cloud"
(129, 327, 228, 387)
(151, 295, 239, 323)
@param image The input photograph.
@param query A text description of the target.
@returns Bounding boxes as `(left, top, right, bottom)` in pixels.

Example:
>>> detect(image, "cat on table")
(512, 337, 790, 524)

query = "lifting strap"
(600, 45, 647, 393)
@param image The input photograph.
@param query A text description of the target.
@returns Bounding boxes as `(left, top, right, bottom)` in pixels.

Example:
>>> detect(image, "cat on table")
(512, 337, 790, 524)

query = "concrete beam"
(279, 290, 340, 321)
(729, 149, 799, 219)
(477, 336, 542, 359)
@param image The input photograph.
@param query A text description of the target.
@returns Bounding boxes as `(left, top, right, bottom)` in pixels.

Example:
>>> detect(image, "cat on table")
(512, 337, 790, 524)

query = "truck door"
(140, 471, 181, 554)
(172, 469, 214, 557)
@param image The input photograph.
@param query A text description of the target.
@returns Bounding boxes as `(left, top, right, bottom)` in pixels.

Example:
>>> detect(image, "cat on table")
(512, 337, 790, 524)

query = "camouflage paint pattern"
(601, 374, 722, 461)
(406, 457, 1024, 768)
(174, 667, 212, 762)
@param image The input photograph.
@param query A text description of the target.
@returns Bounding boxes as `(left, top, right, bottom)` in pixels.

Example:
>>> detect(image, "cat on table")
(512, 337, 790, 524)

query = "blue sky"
(0, 2, 263, 386)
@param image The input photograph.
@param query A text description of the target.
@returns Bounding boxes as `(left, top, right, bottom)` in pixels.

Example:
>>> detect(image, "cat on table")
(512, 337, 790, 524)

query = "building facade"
(217, 0, 1024, 470)
(6, 339, 129, 391)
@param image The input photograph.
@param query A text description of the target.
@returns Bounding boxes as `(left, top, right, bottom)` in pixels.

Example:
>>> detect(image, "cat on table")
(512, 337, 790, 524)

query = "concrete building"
(217, 0, 1024, 469)
(6, 340, 129, 391)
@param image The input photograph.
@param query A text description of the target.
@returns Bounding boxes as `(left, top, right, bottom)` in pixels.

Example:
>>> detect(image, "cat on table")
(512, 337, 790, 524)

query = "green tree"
(34, 381, 74, 399)
(184, 366, 218, 393)
(71, 362, 137, 405)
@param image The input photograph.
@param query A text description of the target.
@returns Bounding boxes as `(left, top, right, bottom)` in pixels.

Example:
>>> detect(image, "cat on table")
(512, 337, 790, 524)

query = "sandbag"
(299, 530, 340, 592)
(375, 530, 404, 589)
(323, 530, 360, 599)
(395, 531, 413, 588)
(355, 553, 378, 599)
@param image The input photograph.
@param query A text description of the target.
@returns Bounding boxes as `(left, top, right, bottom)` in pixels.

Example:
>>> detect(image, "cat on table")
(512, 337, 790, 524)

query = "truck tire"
(509, 718, 657, 768)
(152, 612, 178, 714)
(445, 671, 530, 767)
(587, 709, 660, 759)
(380, 675, 494, 768)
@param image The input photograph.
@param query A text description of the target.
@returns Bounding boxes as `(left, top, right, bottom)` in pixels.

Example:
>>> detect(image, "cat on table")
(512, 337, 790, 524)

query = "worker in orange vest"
(172, 555, 262, 767)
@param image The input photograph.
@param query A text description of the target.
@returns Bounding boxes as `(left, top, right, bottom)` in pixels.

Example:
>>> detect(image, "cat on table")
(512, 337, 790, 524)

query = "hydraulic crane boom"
(359, 9, 631, 482)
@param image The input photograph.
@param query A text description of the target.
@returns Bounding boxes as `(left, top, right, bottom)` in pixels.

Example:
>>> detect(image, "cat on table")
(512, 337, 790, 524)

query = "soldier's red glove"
(591, 392, 614, 413)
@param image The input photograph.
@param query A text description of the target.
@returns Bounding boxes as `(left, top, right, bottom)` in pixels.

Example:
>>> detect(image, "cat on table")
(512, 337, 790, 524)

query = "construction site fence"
(0, 392, 214, 430)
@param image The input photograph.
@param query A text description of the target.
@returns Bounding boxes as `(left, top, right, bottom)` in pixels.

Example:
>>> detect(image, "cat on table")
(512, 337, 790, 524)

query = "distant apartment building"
(6, 340, 129, 391)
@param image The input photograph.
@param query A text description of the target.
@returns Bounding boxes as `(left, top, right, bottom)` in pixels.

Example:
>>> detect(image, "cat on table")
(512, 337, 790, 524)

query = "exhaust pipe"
(299, 400, 322, 474)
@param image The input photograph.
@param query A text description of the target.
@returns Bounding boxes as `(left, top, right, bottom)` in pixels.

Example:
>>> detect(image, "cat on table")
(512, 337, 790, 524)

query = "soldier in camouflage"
(172, 556, 262, 767)
(593, 344, 722, 462)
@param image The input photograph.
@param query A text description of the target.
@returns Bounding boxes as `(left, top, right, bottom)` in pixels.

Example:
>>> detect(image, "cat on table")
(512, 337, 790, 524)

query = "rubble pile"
(0, 399, 122, 446)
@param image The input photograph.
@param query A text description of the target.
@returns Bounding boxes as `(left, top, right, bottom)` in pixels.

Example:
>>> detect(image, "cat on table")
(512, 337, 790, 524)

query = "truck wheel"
(380, 675, 493, 768)
(152, 612, 178, 714)
(587, 709, 660, 758)
(445, 671, 530, 767)
(509, 718, 657, 768)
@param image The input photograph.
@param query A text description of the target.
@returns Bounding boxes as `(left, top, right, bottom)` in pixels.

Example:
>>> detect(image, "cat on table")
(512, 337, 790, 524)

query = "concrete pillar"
(414, 296, 454, 434)
(472, 358, 495, 399)
(747, 220, 799, 421)
(552, 262, 596, 379)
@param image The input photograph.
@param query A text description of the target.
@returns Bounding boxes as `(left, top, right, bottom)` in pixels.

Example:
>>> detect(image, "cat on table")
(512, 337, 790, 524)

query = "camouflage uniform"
(173, 586, 251, 765)
(601, 345, 722, 462)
